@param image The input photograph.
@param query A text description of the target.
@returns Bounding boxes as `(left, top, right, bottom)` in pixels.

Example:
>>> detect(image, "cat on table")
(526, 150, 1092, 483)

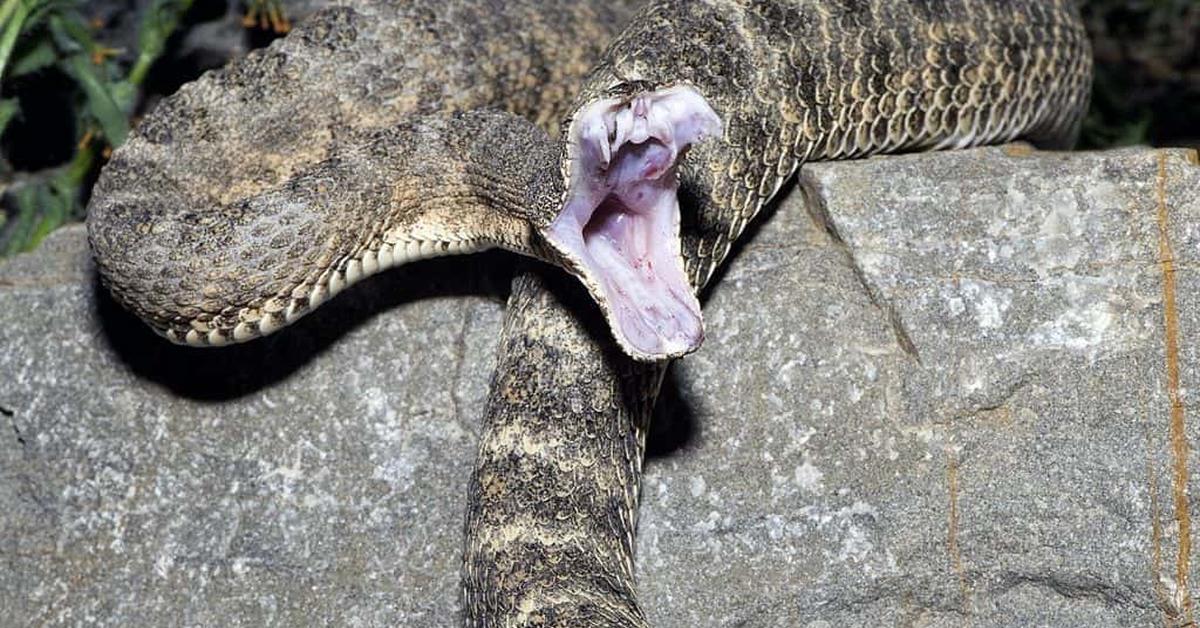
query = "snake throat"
(546, 86, 722, 361)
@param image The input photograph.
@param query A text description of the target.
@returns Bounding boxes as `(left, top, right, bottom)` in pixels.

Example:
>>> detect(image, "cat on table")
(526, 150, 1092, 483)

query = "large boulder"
(1, 146, 1196, 626)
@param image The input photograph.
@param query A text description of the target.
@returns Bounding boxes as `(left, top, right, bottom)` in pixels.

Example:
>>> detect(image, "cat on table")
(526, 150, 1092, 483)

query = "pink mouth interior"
(546, 87, 721, 360)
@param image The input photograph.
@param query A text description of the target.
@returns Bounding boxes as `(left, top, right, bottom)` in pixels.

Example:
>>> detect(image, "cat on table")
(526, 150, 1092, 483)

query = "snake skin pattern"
(463, 0, 1090, 624)
(87, 0, 639, 346)
(85, 0, 1091, 625)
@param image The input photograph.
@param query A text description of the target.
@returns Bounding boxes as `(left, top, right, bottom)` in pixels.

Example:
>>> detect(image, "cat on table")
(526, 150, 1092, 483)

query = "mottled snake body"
(85, 0, 1091, 624)
(463, 2, 1090, 623)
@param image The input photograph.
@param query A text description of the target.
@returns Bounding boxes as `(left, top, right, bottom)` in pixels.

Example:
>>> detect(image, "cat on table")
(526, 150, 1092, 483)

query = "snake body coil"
(87, 1, 639, 346)
(85, 0, 1091, 624)
(463, 0, 1090, 624)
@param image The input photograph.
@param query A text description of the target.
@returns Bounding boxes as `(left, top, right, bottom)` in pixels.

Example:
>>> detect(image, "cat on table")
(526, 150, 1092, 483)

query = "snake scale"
(85, 0, 1091, 625)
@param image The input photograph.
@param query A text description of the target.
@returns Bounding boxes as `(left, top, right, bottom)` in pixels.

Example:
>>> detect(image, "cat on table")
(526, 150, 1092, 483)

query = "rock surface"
(1, 146, 1197, 626)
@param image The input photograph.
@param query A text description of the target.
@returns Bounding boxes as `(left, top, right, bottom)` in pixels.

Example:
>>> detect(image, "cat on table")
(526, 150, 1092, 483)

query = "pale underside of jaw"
(546, 86, 722, 361)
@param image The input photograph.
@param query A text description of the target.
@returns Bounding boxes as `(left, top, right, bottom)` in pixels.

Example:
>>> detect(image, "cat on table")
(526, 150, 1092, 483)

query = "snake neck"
(475, 0, 1093, 623)
(565, 0, 1092, 291)
(89, 112, 567, 347)
(86, 0, 642, 349)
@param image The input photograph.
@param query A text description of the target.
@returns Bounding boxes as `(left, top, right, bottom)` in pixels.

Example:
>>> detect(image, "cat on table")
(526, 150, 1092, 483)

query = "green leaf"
(0, 0, 32, 81)
(0, 96, 17, 136)
(46, 9, 93, 56)
(60, 132, 95, 190)
(27, 181, 70, 246)
(8, 36, 55, 77)
(129, 0, 193, 86)
(62, 53, 127, 146)
(110, 77, 136, 113)
(0, 0, 68, 81)
(0, 0, 18, 29)
(0, 172, 79, 256)
(16, 0, 59, 34)
(0, 184, 40, 256)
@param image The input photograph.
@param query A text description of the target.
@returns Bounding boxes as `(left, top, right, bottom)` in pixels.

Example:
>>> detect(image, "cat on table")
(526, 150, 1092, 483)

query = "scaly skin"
(85, 0, 1092, 624)
(86, 2, 642, 621)
(463, 0, 1091, 624)
(87, 0, 637, 345)
(464, 269, 660, 627)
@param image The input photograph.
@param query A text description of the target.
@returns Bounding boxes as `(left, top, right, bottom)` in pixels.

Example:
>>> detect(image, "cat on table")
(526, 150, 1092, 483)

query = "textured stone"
(1, 146, 1197, 626)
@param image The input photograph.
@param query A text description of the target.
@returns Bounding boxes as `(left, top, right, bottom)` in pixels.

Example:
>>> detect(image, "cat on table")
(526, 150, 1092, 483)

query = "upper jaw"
(542, 85, 722, 362)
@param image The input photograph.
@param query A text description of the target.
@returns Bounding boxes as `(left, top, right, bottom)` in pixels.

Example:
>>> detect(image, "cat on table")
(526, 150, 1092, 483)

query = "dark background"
(0, 0, 1195, 257)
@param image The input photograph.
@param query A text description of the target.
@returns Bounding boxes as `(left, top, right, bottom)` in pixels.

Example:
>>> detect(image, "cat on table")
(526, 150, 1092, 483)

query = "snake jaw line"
(146, 234, 491, 348)
(546, 85, 721, 362)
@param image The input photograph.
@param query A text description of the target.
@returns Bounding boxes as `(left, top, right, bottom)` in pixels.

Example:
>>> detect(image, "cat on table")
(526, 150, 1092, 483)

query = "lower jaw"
(575, 187, 703, 360)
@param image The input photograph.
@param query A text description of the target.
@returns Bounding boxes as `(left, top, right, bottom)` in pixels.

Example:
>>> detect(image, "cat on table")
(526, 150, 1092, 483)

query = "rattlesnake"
(85, 0, 1092, 624)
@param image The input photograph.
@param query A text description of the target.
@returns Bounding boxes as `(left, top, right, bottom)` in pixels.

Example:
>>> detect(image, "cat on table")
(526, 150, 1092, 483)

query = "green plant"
(0, 0, 193, 257)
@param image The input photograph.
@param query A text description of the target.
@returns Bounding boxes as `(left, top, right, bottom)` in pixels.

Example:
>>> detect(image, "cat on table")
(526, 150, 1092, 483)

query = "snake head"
(544, 85, 721, 362)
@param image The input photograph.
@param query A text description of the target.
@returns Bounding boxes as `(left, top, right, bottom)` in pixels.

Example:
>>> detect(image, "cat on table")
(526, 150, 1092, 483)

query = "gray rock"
(1, 146, 1197, 626)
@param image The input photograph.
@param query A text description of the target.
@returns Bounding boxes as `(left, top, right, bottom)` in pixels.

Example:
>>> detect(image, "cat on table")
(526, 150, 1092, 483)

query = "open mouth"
(545, 86, 721, 361)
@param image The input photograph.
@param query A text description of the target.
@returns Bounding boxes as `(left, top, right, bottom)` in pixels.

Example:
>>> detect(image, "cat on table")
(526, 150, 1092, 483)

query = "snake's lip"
(546, 86, 721, 362)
